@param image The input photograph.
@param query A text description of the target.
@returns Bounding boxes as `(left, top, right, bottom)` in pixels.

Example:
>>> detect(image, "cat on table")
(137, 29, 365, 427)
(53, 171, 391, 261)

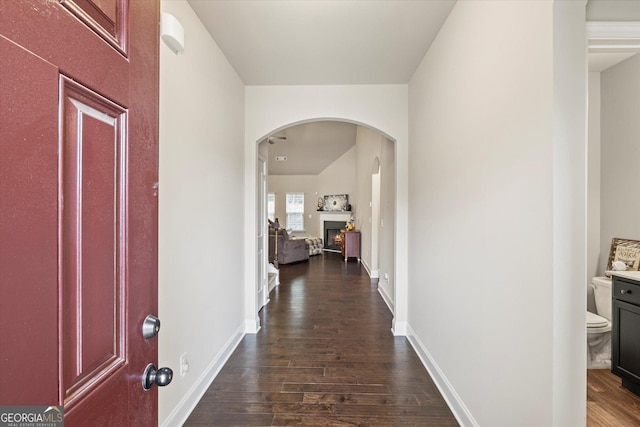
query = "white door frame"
(256, 153, 269, 310)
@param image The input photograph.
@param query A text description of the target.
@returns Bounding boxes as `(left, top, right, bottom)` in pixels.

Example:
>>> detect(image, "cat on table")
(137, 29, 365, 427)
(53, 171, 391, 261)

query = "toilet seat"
(587, 311, 611, 333)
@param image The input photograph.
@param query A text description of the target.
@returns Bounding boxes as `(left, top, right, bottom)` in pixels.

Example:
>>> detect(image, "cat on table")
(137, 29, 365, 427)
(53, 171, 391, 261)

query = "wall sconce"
(160, 13, 185, 54)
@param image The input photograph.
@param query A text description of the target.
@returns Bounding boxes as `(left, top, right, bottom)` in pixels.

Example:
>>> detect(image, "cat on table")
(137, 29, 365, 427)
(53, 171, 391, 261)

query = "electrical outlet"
(179, 352, 189, 377)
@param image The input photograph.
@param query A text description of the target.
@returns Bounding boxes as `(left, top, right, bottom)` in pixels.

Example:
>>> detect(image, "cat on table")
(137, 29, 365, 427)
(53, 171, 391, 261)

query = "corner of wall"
(160, 325, 245, 427)
(405, 324, 478, 427)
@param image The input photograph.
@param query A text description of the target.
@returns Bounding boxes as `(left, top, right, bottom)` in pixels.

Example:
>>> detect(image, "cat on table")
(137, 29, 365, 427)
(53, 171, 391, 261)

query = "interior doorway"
(254, 120, 397, 329)
(585, 20, 640, 425)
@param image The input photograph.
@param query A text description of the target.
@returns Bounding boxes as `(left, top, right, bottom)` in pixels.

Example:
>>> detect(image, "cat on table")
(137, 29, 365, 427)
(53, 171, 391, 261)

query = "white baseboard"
(406, 324, 478, 427)
(361, 259, 372, 277)
(391, 320, 407, 336)
(360, 259, 380, 279)
(160, 324, 245, 427)
(268, 279, 278, 293)
(377, 284, 394, 313)
(244, 316, 261, 334)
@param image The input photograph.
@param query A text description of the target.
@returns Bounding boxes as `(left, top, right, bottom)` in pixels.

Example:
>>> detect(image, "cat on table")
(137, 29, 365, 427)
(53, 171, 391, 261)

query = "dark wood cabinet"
(612, 274, 640, 397)
(340, 230, 360, 262)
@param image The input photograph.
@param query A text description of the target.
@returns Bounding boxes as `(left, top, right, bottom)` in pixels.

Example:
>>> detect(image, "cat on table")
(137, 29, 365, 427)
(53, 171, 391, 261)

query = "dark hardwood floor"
(587, 369, 640, 427)
(184, 253, 459, 426)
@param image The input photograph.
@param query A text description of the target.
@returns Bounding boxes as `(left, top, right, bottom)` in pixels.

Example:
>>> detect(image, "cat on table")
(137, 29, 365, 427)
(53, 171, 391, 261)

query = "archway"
(256, 120, 394, 314)
(246, 120, 404, 335)
(243, 85, 409, 336)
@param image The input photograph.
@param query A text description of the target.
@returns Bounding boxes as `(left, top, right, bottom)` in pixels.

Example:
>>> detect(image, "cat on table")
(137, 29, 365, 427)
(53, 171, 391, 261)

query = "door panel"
(61, 0, 127, 53)
(0, 0, 159, 425)
(0, 0, 129, 106)
(60, 77, 127, 409)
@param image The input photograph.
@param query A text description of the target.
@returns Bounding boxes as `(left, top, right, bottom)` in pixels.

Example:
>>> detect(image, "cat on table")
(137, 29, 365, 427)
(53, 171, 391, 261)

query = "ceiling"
(262, 121, 357, 175)
(187, 0, 456, 86)
(187, 1, 639, 174)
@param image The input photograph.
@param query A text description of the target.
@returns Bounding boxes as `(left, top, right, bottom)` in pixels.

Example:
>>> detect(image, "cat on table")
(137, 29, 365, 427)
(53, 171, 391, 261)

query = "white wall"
(354, 126, 382, 273)
(159, 1, 245, 425)
(599, 53, 640, 273)
(407, 1, 586, 426)
(317, 146, 358, 219)
(588, 72, 601, 289)
(352, 126, 396, 297)
(245, 85, 409, 335)
(586, 0, 640, 21)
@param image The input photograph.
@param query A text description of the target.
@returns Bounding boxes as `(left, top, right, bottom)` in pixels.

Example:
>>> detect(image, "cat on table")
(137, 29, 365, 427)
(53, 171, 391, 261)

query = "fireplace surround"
(319, 212, 352, 252)
(324, 221, 347, 251)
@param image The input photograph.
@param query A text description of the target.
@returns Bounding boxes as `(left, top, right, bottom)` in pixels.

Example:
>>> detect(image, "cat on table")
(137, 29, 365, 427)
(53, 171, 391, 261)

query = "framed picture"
(323, 194, 348, 211)
(607, 238, 640, 275)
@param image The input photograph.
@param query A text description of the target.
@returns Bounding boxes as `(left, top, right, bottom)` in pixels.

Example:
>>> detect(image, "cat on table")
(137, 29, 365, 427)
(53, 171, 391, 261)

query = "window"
(286, 192, 304, 231)
(267, 193, 275, 222)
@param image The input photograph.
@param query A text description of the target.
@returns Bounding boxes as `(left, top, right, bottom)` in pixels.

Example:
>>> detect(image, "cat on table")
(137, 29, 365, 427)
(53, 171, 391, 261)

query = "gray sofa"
(268, 228, 309, 265)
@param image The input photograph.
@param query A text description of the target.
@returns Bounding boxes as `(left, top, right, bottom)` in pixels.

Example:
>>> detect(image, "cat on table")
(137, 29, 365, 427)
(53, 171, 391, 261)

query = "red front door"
(0, 1, 160, 425)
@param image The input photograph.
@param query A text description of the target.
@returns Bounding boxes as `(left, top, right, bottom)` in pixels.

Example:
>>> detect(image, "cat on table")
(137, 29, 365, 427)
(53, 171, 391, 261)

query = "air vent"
(275, 156, 288, 162)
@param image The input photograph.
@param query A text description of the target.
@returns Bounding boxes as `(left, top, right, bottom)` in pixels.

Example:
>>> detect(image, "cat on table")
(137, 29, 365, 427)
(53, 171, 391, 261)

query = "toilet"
(587, 276, 612, 369)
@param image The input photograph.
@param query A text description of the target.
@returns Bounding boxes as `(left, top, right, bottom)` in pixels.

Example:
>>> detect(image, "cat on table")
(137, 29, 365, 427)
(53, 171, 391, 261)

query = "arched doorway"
(248, 118, 401, 334)
(243, 85, 409, 336)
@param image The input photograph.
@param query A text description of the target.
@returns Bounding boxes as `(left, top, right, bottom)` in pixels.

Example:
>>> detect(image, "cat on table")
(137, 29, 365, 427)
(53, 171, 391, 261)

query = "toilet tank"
(593, 276, 612, 320)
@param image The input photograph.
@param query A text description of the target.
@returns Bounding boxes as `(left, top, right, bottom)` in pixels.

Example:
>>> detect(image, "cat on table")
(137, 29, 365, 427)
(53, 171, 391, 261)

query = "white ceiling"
(187, 0, 456, 85)
(262, 121, 357, 175)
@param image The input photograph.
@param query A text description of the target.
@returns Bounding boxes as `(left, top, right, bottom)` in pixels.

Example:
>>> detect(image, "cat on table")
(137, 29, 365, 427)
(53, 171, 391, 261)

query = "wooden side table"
(341, 230, 361, 262)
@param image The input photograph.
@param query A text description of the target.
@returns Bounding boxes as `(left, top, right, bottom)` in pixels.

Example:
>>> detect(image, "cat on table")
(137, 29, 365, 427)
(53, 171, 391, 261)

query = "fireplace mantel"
(319, 212, 352, 229)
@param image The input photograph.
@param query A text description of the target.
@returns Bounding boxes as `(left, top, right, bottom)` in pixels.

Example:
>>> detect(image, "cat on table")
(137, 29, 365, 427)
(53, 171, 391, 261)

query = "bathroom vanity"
(611, 271, 640, 397)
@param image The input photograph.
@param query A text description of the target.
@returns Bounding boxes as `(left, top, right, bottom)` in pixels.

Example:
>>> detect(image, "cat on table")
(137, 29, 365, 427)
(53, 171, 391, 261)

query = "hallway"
(184, 253, 458, 426)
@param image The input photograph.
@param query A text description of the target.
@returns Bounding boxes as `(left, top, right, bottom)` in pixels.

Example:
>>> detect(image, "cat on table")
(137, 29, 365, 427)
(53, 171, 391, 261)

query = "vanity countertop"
(610, 271, 640, 282)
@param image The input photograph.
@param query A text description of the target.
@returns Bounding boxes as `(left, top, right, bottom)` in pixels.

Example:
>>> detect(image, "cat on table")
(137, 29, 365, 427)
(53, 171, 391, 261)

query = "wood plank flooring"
(587, 369, 640, 427)
(184, 253, 459, 426)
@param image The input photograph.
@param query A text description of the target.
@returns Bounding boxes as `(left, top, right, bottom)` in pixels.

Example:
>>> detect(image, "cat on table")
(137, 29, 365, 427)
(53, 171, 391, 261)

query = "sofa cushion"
(304, 237, 323, 256)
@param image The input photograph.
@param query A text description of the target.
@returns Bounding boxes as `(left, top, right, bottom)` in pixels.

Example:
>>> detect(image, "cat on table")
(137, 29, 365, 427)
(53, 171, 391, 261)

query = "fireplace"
(324, 221, 346, 251)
